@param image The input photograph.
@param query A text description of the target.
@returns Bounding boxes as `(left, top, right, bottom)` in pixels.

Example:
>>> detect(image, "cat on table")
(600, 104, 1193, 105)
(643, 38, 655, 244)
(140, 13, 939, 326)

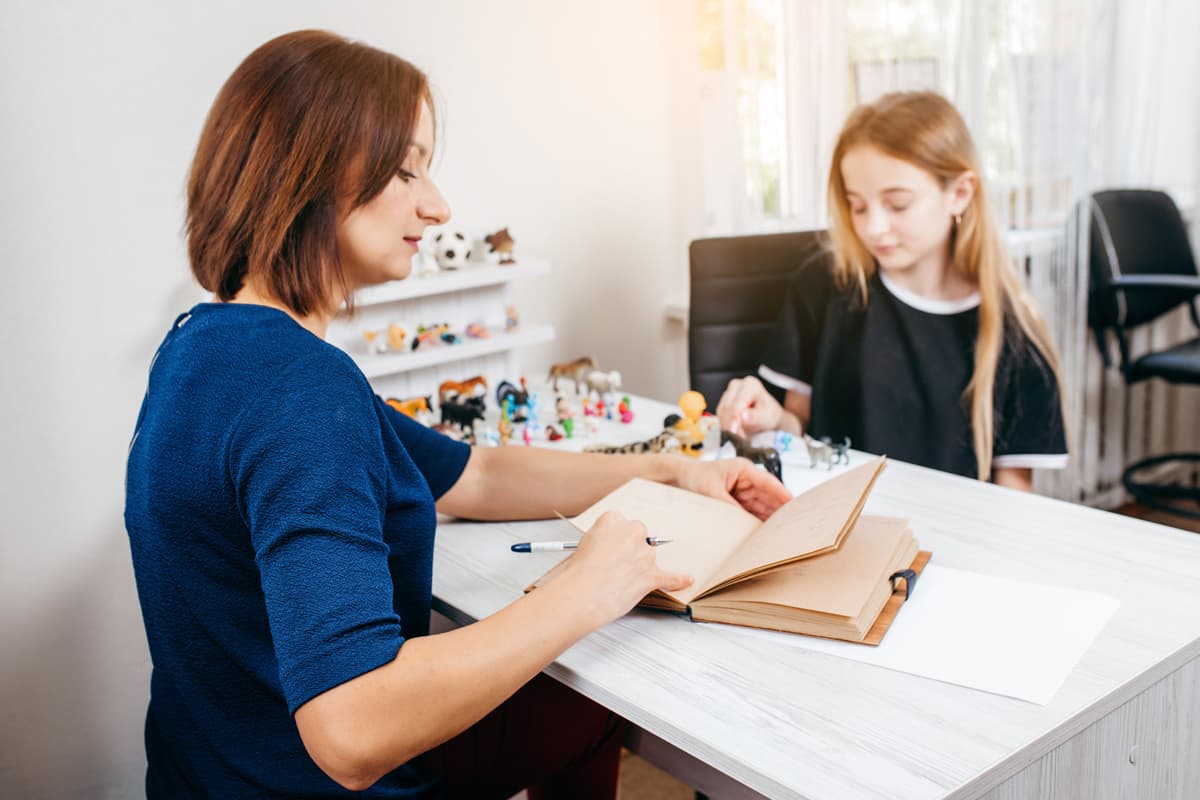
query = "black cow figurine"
(440, 396, 486, 439)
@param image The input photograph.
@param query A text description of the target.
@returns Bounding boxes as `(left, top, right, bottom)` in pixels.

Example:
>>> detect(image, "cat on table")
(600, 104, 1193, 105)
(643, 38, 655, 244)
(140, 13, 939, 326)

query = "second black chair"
(1088, 189, 1200, 518)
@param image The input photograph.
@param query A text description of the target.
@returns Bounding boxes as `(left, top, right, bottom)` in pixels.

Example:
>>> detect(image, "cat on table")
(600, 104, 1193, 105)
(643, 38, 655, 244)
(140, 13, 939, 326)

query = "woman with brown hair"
(125, 30, 790, 798)
(717, 92, 1068, 490)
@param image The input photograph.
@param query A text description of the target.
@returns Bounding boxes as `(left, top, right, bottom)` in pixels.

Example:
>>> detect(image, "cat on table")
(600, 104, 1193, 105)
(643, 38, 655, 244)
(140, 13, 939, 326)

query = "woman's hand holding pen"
(715, 376, 785, 436)
(549, 511, 693, 628)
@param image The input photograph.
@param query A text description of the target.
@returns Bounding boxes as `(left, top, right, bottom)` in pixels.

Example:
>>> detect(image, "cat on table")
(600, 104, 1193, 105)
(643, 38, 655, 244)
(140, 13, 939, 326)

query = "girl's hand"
(555, 511, 693, 628)
(676, 457, 792, 521)
(716, 376, 784, 436)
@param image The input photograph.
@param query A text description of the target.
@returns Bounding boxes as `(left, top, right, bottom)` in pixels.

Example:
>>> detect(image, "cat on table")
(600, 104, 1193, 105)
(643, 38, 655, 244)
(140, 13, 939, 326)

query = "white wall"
(0, 2, 703, 796)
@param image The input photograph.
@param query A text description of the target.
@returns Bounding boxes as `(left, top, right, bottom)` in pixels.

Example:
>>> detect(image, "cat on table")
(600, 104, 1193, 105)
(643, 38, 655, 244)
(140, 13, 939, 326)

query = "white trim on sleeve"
(993, 453, 1069, 470)
(758, 365, 813, 396)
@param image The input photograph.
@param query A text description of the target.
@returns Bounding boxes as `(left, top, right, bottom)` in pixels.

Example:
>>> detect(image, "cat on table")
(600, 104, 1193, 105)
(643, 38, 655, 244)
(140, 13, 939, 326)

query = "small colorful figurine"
(546, 424, 563, 441)
(618, 396, 634, 424)
(484, 227, 516, 264)
(668, 390, 709, 457)
(505, 305, 520, 333)
(386, 323, 407, 351)
(498, 399, 513, 445)
(464, 322, 490, 339)
(496, 379, 529, 422)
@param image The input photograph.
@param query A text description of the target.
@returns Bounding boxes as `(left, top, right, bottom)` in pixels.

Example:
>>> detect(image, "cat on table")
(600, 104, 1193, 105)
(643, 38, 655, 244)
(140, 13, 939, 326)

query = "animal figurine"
(484, 227, 516, 264)
(667, 391, 709, 457)
(505, 305, 520, 332)
(496, 379, 529, 422)
(440, 396, 486, 437)
(548, 356, 598, 393)
(433, 229, 471, 269)
(364, 323, 408, 354)
(385, 395, 432, 421)
(363, 329, 388, 355)
(584, 369, 622, 397)
(464, 322, 490, 339)
(803, 434, 834, 470)
(825, 435, 852, 465)
(546, 424, 563, 442)
(720, 430, 783, 481)
(438, 376, 488, 405)
(584, 431, 681, 455)
(411, 323, 450, 351)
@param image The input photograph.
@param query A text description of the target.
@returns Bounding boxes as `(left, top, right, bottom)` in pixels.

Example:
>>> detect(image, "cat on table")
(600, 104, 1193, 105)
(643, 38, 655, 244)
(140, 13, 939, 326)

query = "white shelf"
(349, 259, 550, 309)
(352, 324, 555, 379)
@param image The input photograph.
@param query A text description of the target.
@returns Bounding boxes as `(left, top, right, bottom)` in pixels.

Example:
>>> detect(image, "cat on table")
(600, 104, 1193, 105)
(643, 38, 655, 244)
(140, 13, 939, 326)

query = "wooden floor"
(1114, 501, 1200, 533)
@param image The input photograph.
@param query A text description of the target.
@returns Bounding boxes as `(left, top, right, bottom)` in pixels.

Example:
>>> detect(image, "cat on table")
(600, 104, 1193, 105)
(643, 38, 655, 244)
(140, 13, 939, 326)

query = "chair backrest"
(688, 230, 826, 408)
(1089, 189, 1199, 331)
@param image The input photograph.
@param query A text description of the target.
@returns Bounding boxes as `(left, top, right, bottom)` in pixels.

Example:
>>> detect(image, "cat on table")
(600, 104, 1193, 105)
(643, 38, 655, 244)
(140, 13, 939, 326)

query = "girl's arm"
(993, 467, 1033, 492)
(715, 375, 811, 437)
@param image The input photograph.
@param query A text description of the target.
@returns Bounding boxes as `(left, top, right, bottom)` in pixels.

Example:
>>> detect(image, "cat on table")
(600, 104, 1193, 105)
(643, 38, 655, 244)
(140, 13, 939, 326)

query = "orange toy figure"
(385, 395, 429, 418)
(671, 390, 708, 457)
(438, 375, 488, 405)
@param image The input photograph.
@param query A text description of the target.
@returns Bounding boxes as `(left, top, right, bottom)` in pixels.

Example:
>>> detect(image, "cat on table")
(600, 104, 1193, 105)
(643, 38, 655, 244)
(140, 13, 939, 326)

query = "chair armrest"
(1108, 274, 1200, 292)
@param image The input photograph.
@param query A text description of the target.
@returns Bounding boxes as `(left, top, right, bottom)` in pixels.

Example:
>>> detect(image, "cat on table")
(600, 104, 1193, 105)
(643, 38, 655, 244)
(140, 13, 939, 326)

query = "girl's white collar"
(877, 270, 981, 315)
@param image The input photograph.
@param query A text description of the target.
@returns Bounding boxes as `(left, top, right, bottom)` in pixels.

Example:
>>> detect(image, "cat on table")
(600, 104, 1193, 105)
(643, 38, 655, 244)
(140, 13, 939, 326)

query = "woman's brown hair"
(187, 30, 433, 316)
(826, 92, 1067, 481)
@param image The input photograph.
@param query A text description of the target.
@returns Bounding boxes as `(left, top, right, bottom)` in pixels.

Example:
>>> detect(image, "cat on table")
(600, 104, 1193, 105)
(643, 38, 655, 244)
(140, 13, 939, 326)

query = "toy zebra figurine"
(584, 431, 680, 455)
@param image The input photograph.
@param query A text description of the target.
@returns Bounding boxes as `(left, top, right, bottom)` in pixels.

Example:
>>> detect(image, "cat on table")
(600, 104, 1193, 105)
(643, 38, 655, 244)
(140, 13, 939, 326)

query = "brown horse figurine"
(547, 356, 597, 394)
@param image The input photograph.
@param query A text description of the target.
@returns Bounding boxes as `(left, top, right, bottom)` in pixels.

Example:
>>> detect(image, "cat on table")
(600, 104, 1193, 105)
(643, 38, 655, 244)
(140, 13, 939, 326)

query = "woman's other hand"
(677, 457, 792, 521)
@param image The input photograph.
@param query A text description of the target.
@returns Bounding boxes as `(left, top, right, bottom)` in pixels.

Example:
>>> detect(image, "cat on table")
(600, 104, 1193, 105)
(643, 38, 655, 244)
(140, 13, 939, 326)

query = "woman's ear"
(950, 170, 977, 216)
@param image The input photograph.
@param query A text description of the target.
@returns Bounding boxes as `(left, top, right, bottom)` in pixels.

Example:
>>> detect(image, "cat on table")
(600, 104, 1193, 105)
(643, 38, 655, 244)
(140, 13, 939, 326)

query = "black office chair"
(1088, 189, 1200, 519)
(688, 230, 826, 409)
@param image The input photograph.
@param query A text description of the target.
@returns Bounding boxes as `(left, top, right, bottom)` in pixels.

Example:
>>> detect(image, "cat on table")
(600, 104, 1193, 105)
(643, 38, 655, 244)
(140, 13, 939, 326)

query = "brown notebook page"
(567, 478, 761, 606)
(698, 457, 887, 596)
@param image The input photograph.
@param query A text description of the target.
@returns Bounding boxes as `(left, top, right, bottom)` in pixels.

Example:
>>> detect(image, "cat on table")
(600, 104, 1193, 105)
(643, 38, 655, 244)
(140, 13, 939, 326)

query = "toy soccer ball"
(433, 230, 471, 270)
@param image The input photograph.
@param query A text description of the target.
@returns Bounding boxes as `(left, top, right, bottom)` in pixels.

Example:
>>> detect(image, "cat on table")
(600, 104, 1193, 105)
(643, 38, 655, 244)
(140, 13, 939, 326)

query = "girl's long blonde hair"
(826, 92, 1065, 481)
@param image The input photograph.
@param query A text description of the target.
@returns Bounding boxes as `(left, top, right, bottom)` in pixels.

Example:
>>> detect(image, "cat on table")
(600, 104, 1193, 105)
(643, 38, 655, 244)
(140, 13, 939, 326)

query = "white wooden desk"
(431, 394, 1200, 799)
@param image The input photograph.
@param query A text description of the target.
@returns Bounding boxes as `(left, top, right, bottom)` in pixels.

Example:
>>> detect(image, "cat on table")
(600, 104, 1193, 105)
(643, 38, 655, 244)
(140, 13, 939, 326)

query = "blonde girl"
(717, 91, 1067, 490)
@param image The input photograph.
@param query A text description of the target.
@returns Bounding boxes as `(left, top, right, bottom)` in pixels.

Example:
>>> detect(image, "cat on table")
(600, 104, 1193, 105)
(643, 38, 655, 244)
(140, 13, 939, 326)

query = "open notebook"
(528, 456, 929, 645)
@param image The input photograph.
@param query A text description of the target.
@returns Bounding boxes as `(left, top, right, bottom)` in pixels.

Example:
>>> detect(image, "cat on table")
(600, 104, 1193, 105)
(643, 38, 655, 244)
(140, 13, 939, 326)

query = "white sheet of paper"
(705, 564, 1120, 705)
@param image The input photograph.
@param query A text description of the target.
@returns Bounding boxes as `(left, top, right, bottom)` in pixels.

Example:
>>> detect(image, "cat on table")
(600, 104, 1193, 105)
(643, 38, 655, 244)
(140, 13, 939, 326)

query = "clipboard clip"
(889, 568, 918, 601)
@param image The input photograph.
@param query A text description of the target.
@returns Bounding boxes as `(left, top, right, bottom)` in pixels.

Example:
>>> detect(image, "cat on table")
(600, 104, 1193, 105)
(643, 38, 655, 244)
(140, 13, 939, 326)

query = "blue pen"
(510, 537, 672, 553)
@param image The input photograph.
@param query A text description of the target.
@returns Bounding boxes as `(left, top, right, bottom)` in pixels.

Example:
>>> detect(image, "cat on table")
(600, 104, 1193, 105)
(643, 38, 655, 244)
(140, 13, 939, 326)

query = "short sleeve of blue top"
(124, 303, 470, 798)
